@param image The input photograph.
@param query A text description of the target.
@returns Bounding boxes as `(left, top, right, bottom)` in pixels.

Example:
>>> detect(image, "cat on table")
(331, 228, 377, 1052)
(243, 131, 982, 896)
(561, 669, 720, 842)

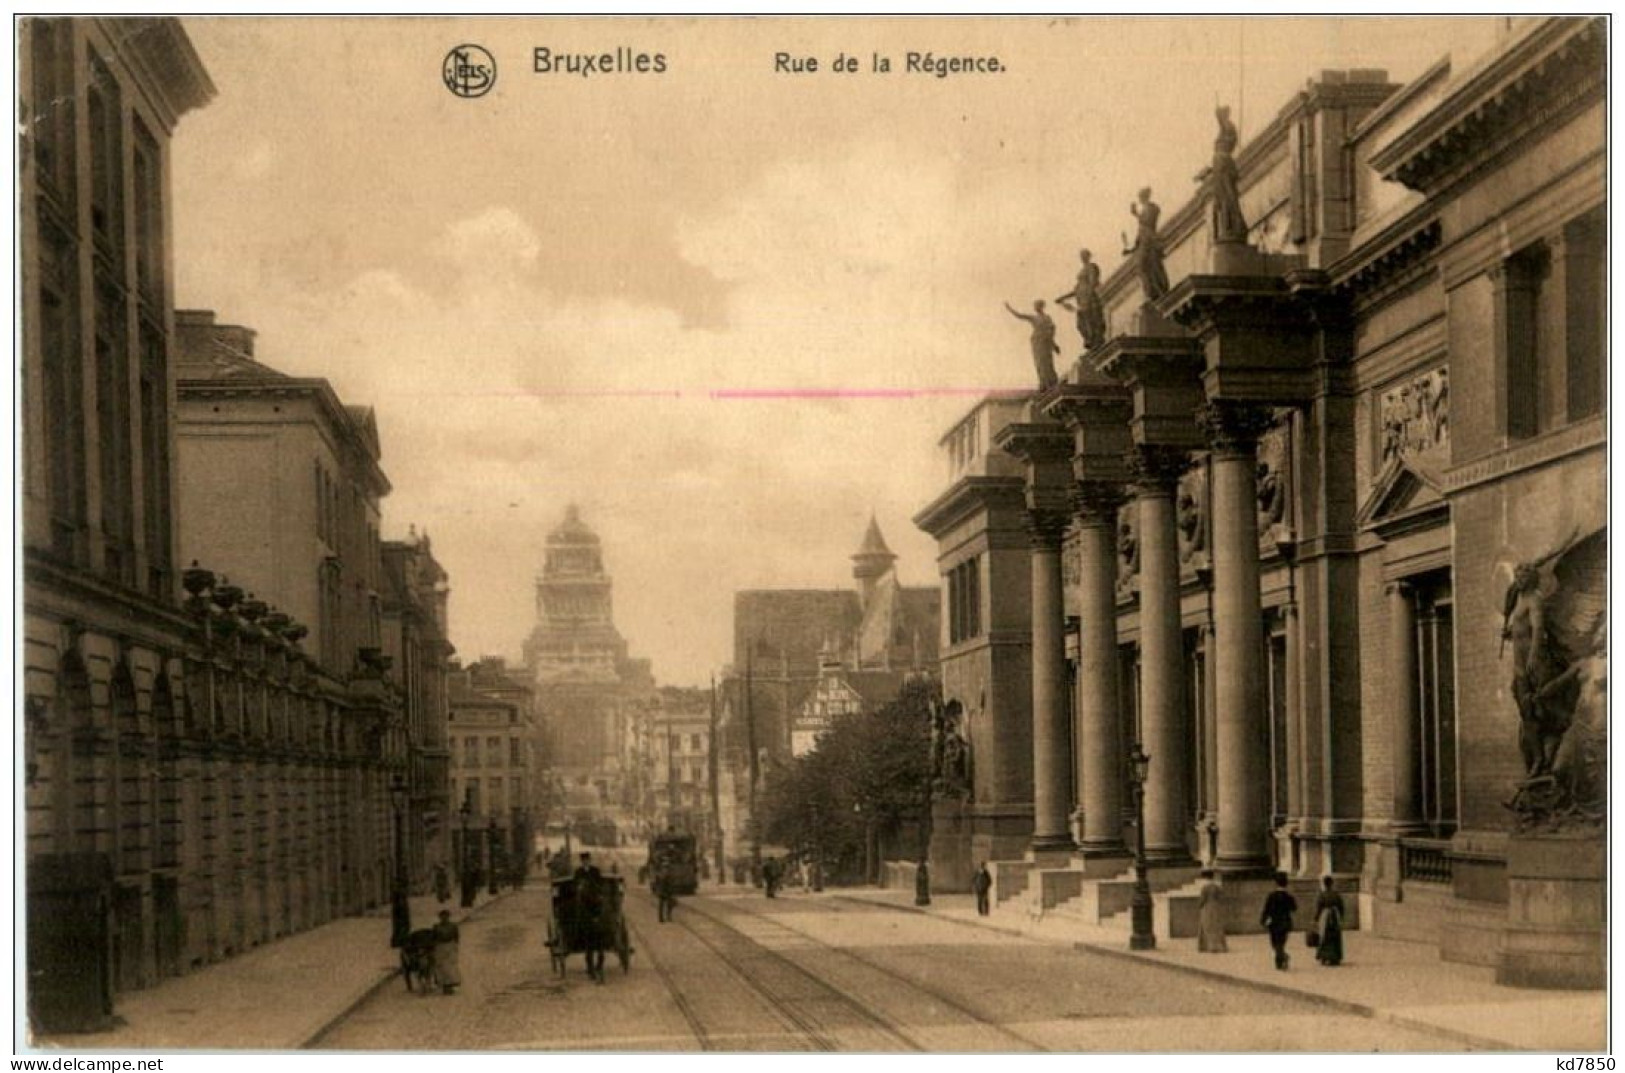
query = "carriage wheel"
(616, 919, 632, 973)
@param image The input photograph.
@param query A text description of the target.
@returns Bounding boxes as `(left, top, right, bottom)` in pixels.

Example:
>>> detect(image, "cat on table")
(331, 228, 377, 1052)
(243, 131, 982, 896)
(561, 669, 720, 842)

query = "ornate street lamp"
(487, 817, 501, 896)
(1128, 742, 1156, 951)
(459, 792, 477, 908)
(389, 774, 411, 949)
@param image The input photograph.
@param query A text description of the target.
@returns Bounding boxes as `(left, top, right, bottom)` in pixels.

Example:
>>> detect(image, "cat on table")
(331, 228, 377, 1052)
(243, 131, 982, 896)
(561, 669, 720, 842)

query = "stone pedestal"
(1497, 833, 1605, 989)
(927, 797, 973, 893)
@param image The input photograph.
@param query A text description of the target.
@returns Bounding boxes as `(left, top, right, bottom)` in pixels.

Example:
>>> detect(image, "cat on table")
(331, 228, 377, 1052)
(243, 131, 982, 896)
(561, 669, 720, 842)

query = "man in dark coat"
(1259, 873, 1298, 971)
(972, 863, 993, 916)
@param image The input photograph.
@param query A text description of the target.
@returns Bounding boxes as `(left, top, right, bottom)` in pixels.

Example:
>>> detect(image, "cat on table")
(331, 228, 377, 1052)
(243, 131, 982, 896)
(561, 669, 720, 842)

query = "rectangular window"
(94, 273, 132, 584)
(947, 556, 983, 644)
(28, 19, 75, 203)
(1416, 580, 1458, 837)
(1563, 207, 1604, 423)
(464, 735, 479, 768)
(509, 738, 521, 766)
(132, 120, 163, 308)
(87, 51, 123, 256)
(486, 736, 502, 767)
(139, 322, 170, 597)
(37, 213, 84, 561)
(1493, 245, 1543, 440)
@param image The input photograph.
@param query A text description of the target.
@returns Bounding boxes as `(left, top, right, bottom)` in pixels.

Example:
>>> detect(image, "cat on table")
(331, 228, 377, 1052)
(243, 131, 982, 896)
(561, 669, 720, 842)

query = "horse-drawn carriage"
(546, 872, 632, 981)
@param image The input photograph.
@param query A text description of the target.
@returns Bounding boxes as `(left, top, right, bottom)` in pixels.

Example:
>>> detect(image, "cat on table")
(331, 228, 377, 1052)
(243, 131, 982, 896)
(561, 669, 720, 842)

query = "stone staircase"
(1092, 873, 1361, 939)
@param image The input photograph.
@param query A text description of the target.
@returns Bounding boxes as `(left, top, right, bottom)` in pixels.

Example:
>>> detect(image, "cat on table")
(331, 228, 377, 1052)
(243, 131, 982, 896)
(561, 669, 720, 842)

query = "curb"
(834, 893, 1517, 1052)
(298, 888, 520, 1049)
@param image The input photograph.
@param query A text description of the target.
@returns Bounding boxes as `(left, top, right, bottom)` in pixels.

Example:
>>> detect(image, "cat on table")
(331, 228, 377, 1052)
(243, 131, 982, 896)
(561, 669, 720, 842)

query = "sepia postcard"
(12, 13, 1613, 1064)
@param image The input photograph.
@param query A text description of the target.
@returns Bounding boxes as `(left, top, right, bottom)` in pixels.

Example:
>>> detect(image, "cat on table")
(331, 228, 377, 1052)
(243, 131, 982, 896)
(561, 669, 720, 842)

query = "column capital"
(1024, 508, 1071, 549)
(1197, 399, 1278, 456)
(1385, 579, 1414, 599)
(1072, 480, 1127, 523)
(1126, 445, 1193, 494)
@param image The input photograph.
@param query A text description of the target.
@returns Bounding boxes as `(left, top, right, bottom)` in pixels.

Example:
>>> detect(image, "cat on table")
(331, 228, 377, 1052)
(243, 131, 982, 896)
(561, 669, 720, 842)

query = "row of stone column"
(1022, 402, 1280, 874)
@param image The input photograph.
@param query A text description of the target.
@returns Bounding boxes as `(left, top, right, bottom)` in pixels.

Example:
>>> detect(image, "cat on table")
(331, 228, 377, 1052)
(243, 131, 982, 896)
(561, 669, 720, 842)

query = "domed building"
(521, 506, 654, 811)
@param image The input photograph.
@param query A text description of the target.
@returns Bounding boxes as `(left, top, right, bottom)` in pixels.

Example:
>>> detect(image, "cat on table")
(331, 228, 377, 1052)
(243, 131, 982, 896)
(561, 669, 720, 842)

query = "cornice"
(1329, 214, 1443, 311)
(912, 476, 1027, 540)
(1370, 17, 1604, 195)
(96, 17, 216, 134)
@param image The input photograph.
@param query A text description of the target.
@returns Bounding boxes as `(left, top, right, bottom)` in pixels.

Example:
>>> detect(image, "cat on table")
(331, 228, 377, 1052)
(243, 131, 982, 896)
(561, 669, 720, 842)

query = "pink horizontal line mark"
(710, 387, 1017, 400)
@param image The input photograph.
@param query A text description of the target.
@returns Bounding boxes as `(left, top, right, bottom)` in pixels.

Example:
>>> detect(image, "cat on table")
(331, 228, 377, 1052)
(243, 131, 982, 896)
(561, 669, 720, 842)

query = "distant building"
(716, 517, 939, 869)
(635, 687, 715, 838)
(448, 658, 541, 880)
(521, 505, 654, 813)
(727, 516, 939, 765)
(381, 528, 455, 889)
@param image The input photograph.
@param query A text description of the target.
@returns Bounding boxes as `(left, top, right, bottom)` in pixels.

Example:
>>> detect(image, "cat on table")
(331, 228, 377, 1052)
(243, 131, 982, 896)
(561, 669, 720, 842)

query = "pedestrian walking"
(914, 859, 931, 907)
(655, 866, 678, 923)
(1313, 875, 1346, 966)
(433, 863, 451, 904)
(431, 909, 462, 995)
(762, 857, 781, 898)
(1259, 873, 1298, 971)
(1196, 869, 1228, 953)
(972, 863, 993, 916)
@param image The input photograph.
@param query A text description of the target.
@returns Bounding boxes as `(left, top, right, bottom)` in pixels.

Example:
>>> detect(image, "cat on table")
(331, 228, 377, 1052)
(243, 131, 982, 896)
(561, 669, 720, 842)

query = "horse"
(400, 928, 437, 993)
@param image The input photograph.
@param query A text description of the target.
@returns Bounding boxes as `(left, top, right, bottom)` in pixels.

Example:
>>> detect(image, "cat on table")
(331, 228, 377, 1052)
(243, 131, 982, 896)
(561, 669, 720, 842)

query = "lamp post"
(1128, 743, 1156, 951)
(487, 818, 501, 896)
(810, 801, 823, 892)
(389, 774, 411, 948)
(459, 792, 476, 908)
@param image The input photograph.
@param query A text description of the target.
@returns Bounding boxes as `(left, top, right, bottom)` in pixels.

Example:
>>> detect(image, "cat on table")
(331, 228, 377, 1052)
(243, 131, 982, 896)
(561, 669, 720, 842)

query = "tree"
(760, 676, 936, 884)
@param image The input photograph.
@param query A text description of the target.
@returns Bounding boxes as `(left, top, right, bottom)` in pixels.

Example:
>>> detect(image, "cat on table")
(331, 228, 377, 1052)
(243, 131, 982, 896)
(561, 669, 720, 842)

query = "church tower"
(851, 513, 898, 612)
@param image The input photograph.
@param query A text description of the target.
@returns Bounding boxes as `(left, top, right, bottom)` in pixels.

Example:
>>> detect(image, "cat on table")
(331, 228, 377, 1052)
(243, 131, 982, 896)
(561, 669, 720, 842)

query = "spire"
(854, 512, 894, 561)
(852, 513, 897, 575)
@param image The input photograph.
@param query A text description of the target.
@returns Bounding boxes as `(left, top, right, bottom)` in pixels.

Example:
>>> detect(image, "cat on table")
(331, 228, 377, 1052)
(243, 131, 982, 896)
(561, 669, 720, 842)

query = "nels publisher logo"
(443, 44, 496, 98)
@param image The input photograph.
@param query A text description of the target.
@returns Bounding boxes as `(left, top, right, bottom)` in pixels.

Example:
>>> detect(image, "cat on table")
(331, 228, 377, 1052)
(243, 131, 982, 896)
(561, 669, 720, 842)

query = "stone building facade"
(448, 658, 541, 882)
(381, 530, 455, 890)
(19, 17, 221, 1026)
(918, 18, 1604, 977)
(172, 310, 414, 942)
(18, 17, 421, 1027)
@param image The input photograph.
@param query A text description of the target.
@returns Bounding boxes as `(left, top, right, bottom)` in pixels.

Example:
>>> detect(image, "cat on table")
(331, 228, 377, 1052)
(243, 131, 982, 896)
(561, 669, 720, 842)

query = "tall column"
(1072, 483, 1127, 857)
(1129, 447, 1192, 862)
(1388, 581, 1422, 833)
(1202, 401, 1276, 873)
(1026, 509, 1074, 852)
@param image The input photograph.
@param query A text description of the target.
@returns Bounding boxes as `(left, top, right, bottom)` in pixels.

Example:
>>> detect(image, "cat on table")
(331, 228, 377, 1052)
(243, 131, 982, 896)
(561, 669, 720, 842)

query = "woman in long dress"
(431, 909, 463, 994)
(1196, 870, 1228, 953)
(1314, 875, 1345, 966)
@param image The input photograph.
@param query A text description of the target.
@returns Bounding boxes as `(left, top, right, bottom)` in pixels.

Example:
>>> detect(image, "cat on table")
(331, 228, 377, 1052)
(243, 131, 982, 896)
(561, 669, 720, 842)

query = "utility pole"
(709, 674, 724, 883)
(746, 646, 762, 885)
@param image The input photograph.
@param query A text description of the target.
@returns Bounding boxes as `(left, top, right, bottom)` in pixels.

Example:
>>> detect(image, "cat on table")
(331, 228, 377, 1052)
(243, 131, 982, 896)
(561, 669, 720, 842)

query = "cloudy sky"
(171, 16, 1502, 685)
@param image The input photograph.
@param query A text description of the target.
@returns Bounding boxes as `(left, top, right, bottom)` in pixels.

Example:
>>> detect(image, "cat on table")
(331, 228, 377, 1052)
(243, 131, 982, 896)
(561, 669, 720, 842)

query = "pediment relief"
(1358, 455, 1446, 533)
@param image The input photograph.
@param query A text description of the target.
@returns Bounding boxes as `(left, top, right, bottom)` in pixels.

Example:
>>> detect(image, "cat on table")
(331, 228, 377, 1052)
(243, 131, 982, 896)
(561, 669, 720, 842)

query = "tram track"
(622, 912, 717, 1051)
(632, 887, 922, 1051)
(696, 894, 1049, 1053)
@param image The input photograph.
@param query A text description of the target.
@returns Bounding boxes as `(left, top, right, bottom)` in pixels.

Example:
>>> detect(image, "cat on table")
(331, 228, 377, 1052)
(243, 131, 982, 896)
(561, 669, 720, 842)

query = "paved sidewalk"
(32, 886, 520, 1052)
(836, 887, 1608, 1052)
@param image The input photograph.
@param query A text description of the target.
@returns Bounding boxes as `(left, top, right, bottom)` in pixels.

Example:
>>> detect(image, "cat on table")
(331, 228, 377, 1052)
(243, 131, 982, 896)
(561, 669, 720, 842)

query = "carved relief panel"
(1378, 366, 1449, 472)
